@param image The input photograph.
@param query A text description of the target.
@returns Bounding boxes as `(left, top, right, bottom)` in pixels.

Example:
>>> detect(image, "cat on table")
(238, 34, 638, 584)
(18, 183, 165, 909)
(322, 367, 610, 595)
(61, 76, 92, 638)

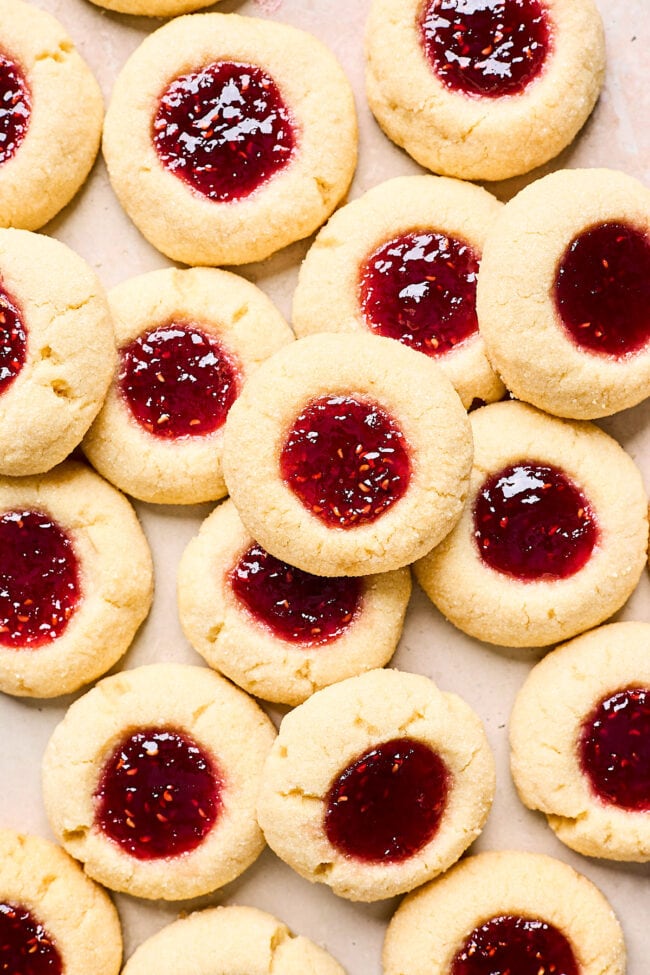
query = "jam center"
(451, 914, 579, 975)
(324, 738, 449, 862)
(230, 544, 363, 645)
(579, 688, 650, 811)
(95, 727, 222, 860)
(0, 903, 62, 975)
(0, 54, 31, 167)
(420, 0, 551, 98)
(0, 510, 80, 649)
(0, 282, 26, 395)
(280, 395, 411, 529)
(474, 462, 598, 581)
(119, 323, 240, 439)
(554, 222, 650, 357)
(359, 231, 479, 356)
(153, 60, 296, 202)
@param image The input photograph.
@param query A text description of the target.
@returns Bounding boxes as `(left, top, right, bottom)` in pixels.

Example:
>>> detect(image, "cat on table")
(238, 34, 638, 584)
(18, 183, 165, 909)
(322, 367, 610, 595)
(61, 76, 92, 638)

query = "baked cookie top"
(103, 13, 357, 266)
(87, 0, 221, 15)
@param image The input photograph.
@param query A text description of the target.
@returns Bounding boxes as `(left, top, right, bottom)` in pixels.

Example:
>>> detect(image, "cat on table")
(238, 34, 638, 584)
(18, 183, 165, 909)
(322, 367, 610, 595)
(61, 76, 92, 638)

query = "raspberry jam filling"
(0, 903, 62, 975)
(451, 914, 578, 975)
(95, 727, 222, 860)
(153, 60, 296, 202)
(0, 54, 31, 167)
(324, 738, 449, 862)
(230, 544, 363, 645)
(0, 283, 26, 395)
(280, 395, 411, 529)
(119, 324, 240, 439)
(0, 510, 80, 649)
(420, 0, 551, 98)
(359, 231, 480, 356)
(554, 222, 650, 357)
(474, 462, 598, 581)
(579, 687, 650, 811)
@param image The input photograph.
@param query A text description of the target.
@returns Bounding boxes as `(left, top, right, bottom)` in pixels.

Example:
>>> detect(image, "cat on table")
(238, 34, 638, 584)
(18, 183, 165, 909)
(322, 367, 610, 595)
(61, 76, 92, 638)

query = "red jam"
(579, 687, 650, 811)
(230, 544, 363, 645)
(324, 738, 449, 862)
(0, 55, 31, 167)
(153, 61, 296, 202)
(420, 0, 551, 98)
(451, 914, 578, 975)
(554, 222, 650, 357)
(474, 463, 598, 581)
(0, 284, 26, 395)
(359, 232, 480, 356)
(0, 510, 80, 649)
(0, 903, 62, 975)
(280, 395, 411, 529)
(119, 324, 240, 439)
(95, 727, 222, 860)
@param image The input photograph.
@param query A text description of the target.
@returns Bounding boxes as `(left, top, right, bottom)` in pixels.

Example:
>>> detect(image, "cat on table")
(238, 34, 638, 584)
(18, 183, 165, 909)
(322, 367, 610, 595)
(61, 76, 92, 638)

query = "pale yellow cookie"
(88, 0, 220, 14)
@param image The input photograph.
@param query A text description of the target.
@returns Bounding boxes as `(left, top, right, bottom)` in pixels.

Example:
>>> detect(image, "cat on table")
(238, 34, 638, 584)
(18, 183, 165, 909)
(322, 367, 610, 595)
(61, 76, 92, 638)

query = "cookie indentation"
(451, 914, 578, 975)
(0, 902, 62, 975)
(0, 283, 26, 395)
(0, 54, 30, 167)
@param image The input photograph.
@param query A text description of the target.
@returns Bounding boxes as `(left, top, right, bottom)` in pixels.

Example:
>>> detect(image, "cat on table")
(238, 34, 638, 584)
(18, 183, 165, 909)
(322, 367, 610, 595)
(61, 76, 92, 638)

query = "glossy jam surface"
(230, 544, 363, 645)
(0, 284, 26, 396)
(474, 463, 598, 581)
(359, 231, 479, 356)
(420, 0, 551, 98)
(554, 222, 650, 357)
(451, 914, 578, 975)
(0, 55, 31, 167)
(153, 60, 296, 202)
(280, 396, 411, 529)
(579, 688, 650, 811)
(0, 510, 80, 649)
(119, 324, 239, 439)
(95, 727, 221, 860)
(324, 738, 449, 862)
(0, 903, 62, 975)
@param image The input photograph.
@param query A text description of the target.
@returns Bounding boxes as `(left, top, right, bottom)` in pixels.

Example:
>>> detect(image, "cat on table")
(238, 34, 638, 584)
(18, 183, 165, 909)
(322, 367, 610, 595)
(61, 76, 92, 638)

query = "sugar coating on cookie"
(292, 175, 504, 409)
(415, 401, 648, 648)
(42, 664, 276, 900)
(383, 850, 625, 975)
(365, 0, 605, 182)
(103, 13, 357, 266)
(478, 168, 650, 419)
(257, 668, 494, 902)
(83, 268, 293, 505)
(223, 333, 473, 577)
(0, 462, 153, 698)
(511, 621, 650, 861)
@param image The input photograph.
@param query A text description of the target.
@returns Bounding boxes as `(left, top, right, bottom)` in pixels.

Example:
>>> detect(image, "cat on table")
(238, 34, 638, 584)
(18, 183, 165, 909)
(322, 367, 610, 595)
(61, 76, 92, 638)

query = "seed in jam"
(0, 54, 31, 167)
(153, 61, 296, 202)
(324, 738, 449, 862)
(473, 462, 598, 581)
(230, 544, 363, 645)
(579, 687, 650, 811)
(279, 395, 411, 529)
(0, 283, 26, 396)
(419, 0, 551, 98)
(359, 231, 480, 356)
(0, 902, 62, 975)
(554, 222, 650, 358)
(95, 727, 222, 860)
(0, 510, 80, 649)
(451, 914, 579, 975)
(118, 323, 240, 439)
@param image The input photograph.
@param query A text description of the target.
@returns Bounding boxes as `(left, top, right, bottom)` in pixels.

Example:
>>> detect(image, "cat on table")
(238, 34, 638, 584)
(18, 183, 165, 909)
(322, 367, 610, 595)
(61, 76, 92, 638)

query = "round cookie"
(177, 499, 412, 705)
(510, 621, 650, 862)
(222, 332, 473, 577)
(365, 0, 605, 182)
(88, 0, 220, 14)
(0, 461, 153, 698)
(477, 168, 650, 419)
(415, 401, 648, 648)
(292, 175, 504, 409)
(122, 905, 344, 975)
(0, 0, 103, 230)
(0, 829, 122, 975)
(83, 267, 293, 505)
(103, 13, 357, 266)
(383, 850, 625, 975)
(42, 663, 276, 901)
(257, 668, 495, 902)
(0, 229, 115, 476)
